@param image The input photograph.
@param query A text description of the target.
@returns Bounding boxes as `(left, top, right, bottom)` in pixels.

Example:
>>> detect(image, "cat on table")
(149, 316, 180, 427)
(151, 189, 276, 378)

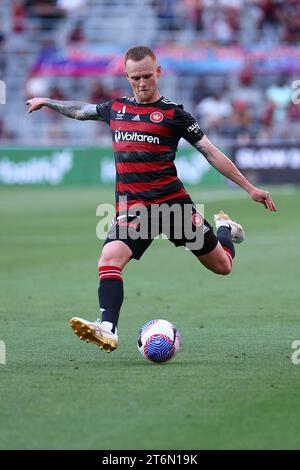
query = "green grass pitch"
(1, 185, 300, 450)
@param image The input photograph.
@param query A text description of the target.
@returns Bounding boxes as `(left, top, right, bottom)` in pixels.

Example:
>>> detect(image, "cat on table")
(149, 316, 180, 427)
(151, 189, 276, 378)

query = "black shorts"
(103, 198, 218, 260)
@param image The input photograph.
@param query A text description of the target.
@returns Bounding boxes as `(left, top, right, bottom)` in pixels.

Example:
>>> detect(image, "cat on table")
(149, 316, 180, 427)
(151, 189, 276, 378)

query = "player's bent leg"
(214, 211, 245, 245)
(197, 210, 245, 275)
(197, 242, 232, 275)
(70, 241, 133, 353)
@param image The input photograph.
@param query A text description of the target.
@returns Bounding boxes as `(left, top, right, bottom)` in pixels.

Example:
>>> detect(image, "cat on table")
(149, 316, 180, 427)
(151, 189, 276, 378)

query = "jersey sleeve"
(96, 100, 114, 124)
(173, 105, 204, 145)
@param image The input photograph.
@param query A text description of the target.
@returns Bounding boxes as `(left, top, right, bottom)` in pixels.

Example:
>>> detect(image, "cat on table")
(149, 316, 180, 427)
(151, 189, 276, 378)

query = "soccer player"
(26, 46, 277, 353)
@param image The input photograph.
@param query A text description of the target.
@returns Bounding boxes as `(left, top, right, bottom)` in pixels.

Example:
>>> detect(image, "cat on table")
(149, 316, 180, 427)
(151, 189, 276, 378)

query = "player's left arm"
(195, 135, 277, 212)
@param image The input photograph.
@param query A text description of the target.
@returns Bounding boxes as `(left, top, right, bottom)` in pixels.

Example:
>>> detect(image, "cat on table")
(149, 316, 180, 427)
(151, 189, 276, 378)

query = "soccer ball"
(137, 319, 181, 363)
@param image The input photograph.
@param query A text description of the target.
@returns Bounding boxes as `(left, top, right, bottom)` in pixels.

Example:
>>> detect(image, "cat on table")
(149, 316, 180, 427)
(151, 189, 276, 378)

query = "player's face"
(125, 56, 161, 103)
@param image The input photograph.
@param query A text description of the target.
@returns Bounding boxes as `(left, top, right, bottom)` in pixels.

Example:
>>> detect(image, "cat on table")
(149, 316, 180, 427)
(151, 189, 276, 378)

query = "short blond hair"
(125, 46, 156, 65)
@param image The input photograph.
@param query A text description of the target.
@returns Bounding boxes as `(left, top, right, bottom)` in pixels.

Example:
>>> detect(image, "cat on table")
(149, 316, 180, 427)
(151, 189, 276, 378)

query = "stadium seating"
(1, 0, 299, 144)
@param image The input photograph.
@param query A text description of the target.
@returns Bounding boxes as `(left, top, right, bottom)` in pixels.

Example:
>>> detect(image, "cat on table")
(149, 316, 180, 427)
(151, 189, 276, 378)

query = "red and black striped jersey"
(96, 96, 204, 212)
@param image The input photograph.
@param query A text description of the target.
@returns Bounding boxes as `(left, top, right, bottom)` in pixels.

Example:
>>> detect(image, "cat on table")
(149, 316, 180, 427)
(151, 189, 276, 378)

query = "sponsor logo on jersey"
(131, 114, 141, 121)
(187, 122, 201, 133)
(150, 111, 164, 123)
(114, 131, 160, 144)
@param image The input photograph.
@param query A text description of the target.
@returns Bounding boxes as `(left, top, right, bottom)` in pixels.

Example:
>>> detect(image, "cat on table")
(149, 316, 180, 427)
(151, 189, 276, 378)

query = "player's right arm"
(26, 97, 103, 121)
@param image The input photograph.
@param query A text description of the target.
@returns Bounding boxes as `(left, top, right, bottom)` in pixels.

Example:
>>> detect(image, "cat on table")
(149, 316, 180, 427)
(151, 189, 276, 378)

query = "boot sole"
(69, 318, 118, 353)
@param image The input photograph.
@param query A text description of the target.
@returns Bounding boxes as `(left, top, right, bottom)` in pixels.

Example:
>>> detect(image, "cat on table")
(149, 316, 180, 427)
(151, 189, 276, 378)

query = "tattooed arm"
(195, 135, 277, 212)
(26, 97, 102, 121)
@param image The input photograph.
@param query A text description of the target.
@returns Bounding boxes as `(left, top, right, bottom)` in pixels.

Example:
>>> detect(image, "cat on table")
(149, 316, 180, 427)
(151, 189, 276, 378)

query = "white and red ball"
(137, 319, 181, 363)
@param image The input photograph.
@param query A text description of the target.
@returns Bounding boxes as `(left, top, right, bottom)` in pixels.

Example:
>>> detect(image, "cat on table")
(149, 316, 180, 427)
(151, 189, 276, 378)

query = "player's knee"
(98, 252, 123, 268)
(214, 260, 232, 276)
(98, 242, 131, 269)
(220, 265, 232, 276)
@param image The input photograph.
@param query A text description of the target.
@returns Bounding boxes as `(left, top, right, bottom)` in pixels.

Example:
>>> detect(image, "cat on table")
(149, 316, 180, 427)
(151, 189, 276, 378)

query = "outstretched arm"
(26, 97, 102, 121)
(196, 135, 277, 212)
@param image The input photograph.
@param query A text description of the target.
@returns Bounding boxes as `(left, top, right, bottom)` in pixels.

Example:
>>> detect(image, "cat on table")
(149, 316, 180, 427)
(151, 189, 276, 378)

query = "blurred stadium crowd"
(0, 0, 299, 145)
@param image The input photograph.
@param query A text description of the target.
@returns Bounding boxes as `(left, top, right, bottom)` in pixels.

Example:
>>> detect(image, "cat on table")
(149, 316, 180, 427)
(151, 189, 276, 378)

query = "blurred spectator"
(67, 21, 86, 45)
(110, 87, 128, 100)
(0, 119, 16, 141)
(286, 100, 300, 138)
(57, 0, 86, 13)
(88, 82, 113, 140)
(89, 82, 112, 104)
(49, 85, 65, 101)
(183, 0, 203, 32)
(25, 0, 66, 31)
(266, 75, 292, 122)
(262, 99, 276, 129)
(239, 1, 264, 44)
(229, 67, 264, 113)
(196, 89, 232, 130)
(192, 77, 212, 106)
(202, 5, 236, 44)
(0, 27, 6, 76)
(0, 118, 5, 139)
(222, 99, 257, 143)
(259, 0, 284, 31)
(287, 100, 300, 122)
(153, 0, 182, 31)
(12, 0, 27, 34)
(283, 0, 300, 43)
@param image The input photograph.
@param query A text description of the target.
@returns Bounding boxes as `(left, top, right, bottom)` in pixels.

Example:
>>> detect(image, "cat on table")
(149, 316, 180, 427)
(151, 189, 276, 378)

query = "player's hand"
(26, 97, 48, 113)
(250, 188, 277, 212)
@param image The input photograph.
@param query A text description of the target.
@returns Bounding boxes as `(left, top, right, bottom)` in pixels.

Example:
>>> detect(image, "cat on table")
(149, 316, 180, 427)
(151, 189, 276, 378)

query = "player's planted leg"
(69, 265, 122, 352)
(69, 317, 118, 352)
(69, 241, 132, 353)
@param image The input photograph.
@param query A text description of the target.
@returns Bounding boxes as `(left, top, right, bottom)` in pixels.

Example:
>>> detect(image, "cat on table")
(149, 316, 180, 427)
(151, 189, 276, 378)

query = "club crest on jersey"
(116, 106, 126, 120)
(150, 111, 164, 123)
(192, 212, 203, 227)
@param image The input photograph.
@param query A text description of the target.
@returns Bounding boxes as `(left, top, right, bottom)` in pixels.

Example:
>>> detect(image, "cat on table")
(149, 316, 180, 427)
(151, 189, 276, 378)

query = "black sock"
(217, 226, 235, 258)
(98, 266, 124, 330)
